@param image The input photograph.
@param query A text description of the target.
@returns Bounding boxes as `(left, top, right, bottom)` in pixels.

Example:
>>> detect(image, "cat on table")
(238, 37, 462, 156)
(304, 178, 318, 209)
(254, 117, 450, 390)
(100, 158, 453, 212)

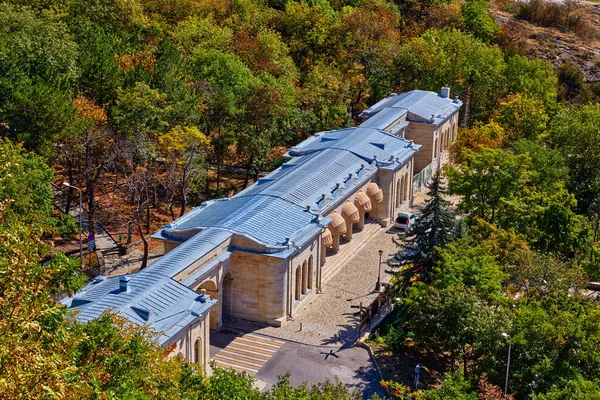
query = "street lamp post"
(375, 249, 383, 292)
(502, 332, 511, 395)
(63, 182, 82, 260)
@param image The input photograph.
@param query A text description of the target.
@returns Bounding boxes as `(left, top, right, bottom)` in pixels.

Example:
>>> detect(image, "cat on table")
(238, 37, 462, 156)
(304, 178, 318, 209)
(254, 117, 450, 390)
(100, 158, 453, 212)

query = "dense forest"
(1, 0, 600, 397)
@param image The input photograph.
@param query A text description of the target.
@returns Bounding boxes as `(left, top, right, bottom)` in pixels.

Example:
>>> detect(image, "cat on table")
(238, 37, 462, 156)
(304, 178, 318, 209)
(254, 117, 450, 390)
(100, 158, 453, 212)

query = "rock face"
(491, 1, 600, 81)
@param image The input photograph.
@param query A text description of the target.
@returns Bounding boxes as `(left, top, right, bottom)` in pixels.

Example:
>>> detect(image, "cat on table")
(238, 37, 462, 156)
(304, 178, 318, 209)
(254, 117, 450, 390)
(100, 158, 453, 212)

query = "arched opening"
(198, 280, 218, 329)
(194, 338, 203, 365)
(433, 138, 438, 160)
(302, 260, 308, 294)
(295, 266, 301, 301)
(405, 173, 410, 203)
(308, 256, 313, 290)
(396, 178, 402, 207)
(222, 272, 233, 318)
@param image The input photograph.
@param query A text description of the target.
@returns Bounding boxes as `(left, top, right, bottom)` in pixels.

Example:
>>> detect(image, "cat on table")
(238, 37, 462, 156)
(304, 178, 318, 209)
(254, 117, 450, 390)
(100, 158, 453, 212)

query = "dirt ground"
(491, 0, 600, 81)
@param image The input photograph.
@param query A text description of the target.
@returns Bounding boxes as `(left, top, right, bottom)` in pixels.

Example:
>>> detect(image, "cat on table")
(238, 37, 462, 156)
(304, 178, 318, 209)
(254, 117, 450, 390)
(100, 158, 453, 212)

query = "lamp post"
(375, 249, 383, 292)
(501, 332, 511, 395)
(63, 182, 82, 260)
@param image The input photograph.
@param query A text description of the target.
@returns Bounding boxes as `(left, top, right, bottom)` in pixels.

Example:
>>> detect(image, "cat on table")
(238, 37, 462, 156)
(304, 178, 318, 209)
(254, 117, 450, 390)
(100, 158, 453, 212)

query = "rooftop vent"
(440, 86, 450, 98)
(119, 276, 131, 293)
(93, 275, 107, 284)
(198, 289, 209, 303)
(131, 305, 155, 321)
(71, 297, 93, 307)
(306, 205, 311, 211)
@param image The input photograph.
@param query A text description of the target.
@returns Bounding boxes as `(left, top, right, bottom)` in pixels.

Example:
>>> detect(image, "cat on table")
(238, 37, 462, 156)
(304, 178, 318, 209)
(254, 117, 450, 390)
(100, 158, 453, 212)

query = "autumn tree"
(158, 126, 210, 218)
(65, 96, 115, 238)
(495, 94, 549, 144)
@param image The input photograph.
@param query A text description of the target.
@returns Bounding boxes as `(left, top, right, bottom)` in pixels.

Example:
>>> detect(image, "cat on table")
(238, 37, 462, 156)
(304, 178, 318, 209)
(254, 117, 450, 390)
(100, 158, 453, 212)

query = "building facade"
(62, 88, 461, 366)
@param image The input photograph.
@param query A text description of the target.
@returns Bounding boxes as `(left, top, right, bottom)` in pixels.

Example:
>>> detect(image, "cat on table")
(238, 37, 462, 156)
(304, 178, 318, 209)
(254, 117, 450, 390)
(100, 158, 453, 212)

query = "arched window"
(308, 256, 313, 290)
(396, 178, 402, 207)
(302, 260, 308, 294)
(195, 338, 203, 365)
(295, 266, 301, 301)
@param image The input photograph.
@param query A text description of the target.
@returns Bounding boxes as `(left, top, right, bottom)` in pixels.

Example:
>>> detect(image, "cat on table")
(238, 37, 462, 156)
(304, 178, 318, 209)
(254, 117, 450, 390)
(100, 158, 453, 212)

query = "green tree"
(461, 0, 499, 44)
(495, 94, 549, 144)
(394, 29, 506, 122)
(0, 139, 55, 228)
(534, 378, 600, 400)
(392, 172, 455, 286)
(191, 49, 254, 193)
(447, 148, 532, 224)
(550, 105, 600, 215)
(480, 295, 600, 399)
(405, 285, 509, 379)
(435, 239, 506, 300)
(504, 55, 558, 113)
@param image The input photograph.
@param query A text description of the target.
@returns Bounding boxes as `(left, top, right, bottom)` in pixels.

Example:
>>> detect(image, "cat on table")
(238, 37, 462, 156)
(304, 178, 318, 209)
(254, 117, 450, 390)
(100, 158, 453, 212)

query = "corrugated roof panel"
(360, 107, 407, 130)
(62, 271, 216, 345)
(145, 228, 232, 277)
(360, 90, 461, 124)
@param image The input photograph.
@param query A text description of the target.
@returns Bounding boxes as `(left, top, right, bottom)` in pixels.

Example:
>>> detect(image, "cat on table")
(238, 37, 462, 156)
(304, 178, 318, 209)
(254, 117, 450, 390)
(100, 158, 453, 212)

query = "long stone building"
(62, 88, 461, 369)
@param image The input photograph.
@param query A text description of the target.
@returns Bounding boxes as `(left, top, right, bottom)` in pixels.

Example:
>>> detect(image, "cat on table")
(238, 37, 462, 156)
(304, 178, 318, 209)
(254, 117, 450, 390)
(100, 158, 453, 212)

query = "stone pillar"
(332, 235, 340, 253)
(344, 221, 353, 241)
(357, 212, 365, 230)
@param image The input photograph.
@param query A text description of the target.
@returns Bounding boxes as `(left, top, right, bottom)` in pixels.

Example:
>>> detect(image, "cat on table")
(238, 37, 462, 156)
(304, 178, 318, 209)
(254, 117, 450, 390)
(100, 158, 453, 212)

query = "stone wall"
(166, 308, 211, 372)
(406, 122, 436, 173)
(228, 251, 288, 326)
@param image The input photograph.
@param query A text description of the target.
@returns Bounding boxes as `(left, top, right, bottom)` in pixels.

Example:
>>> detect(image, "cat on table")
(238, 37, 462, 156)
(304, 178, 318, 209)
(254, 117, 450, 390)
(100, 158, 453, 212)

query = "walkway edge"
(355, 340, 392, 398)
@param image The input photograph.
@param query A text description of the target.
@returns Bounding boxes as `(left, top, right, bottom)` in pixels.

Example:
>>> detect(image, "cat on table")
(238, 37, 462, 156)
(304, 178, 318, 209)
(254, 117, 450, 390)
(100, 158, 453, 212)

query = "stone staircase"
(212, 333, 284, 375)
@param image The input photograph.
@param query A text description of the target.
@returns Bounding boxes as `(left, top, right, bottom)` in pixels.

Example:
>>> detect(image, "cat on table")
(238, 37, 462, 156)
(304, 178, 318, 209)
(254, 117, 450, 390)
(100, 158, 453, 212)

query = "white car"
(394, 212, 416, 232)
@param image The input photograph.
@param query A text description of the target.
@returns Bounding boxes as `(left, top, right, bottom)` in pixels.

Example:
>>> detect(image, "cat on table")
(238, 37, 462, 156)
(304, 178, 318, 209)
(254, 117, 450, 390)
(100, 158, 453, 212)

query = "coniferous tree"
(391, 171, 455, 289)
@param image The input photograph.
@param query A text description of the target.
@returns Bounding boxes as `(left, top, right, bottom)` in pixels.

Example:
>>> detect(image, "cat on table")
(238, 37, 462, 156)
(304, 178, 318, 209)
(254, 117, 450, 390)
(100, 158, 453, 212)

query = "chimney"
(440, 86, 450, 99)
(119, 276, 131, 293)
(199, 288, 208, 302)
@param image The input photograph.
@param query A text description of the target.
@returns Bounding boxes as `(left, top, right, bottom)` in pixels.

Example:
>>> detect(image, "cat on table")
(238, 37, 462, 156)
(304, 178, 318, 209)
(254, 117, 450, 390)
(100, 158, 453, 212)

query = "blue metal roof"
(360, 90, 462, 124)
(288, 127, 417, 163)
(147, 227, 233, 277)
(238, 149, 374, 210)
(162, 195, 318, 248)
(157, 126, 417, 250)
(359, 107, 408, 130)
(61, 270, 216, 345)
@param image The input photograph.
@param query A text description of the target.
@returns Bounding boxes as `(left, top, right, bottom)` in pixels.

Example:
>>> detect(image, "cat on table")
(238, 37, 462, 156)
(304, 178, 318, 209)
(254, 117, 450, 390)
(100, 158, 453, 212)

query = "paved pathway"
(223, 170, 461, 347)
(212, 333, 285, 375)
(224, 223, 401, 346)
(51, 183, 162, 277)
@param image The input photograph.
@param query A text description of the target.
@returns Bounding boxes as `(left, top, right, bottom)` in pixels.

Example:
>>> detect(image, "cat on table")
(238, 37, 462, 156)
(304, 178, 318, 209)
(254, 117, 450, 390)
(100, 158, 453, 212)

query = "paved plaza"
(223, 222, 402, 346)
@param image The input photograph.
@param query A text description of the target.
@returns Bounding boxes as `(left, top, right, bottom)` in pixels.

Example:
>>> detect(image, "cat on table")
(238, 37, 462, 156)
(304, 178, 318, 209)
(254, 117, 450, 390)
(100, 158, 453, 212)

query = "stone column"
(332, 235, 340, 253)
(357, 212, 365, 230)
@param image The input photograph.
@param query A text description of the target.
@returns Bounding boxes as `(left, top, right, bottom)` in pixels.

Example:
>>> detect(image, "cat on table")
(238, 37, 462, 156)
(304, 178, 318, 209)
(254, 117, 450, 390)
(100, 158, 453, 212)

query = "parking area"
(210, 330, 386, 399)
